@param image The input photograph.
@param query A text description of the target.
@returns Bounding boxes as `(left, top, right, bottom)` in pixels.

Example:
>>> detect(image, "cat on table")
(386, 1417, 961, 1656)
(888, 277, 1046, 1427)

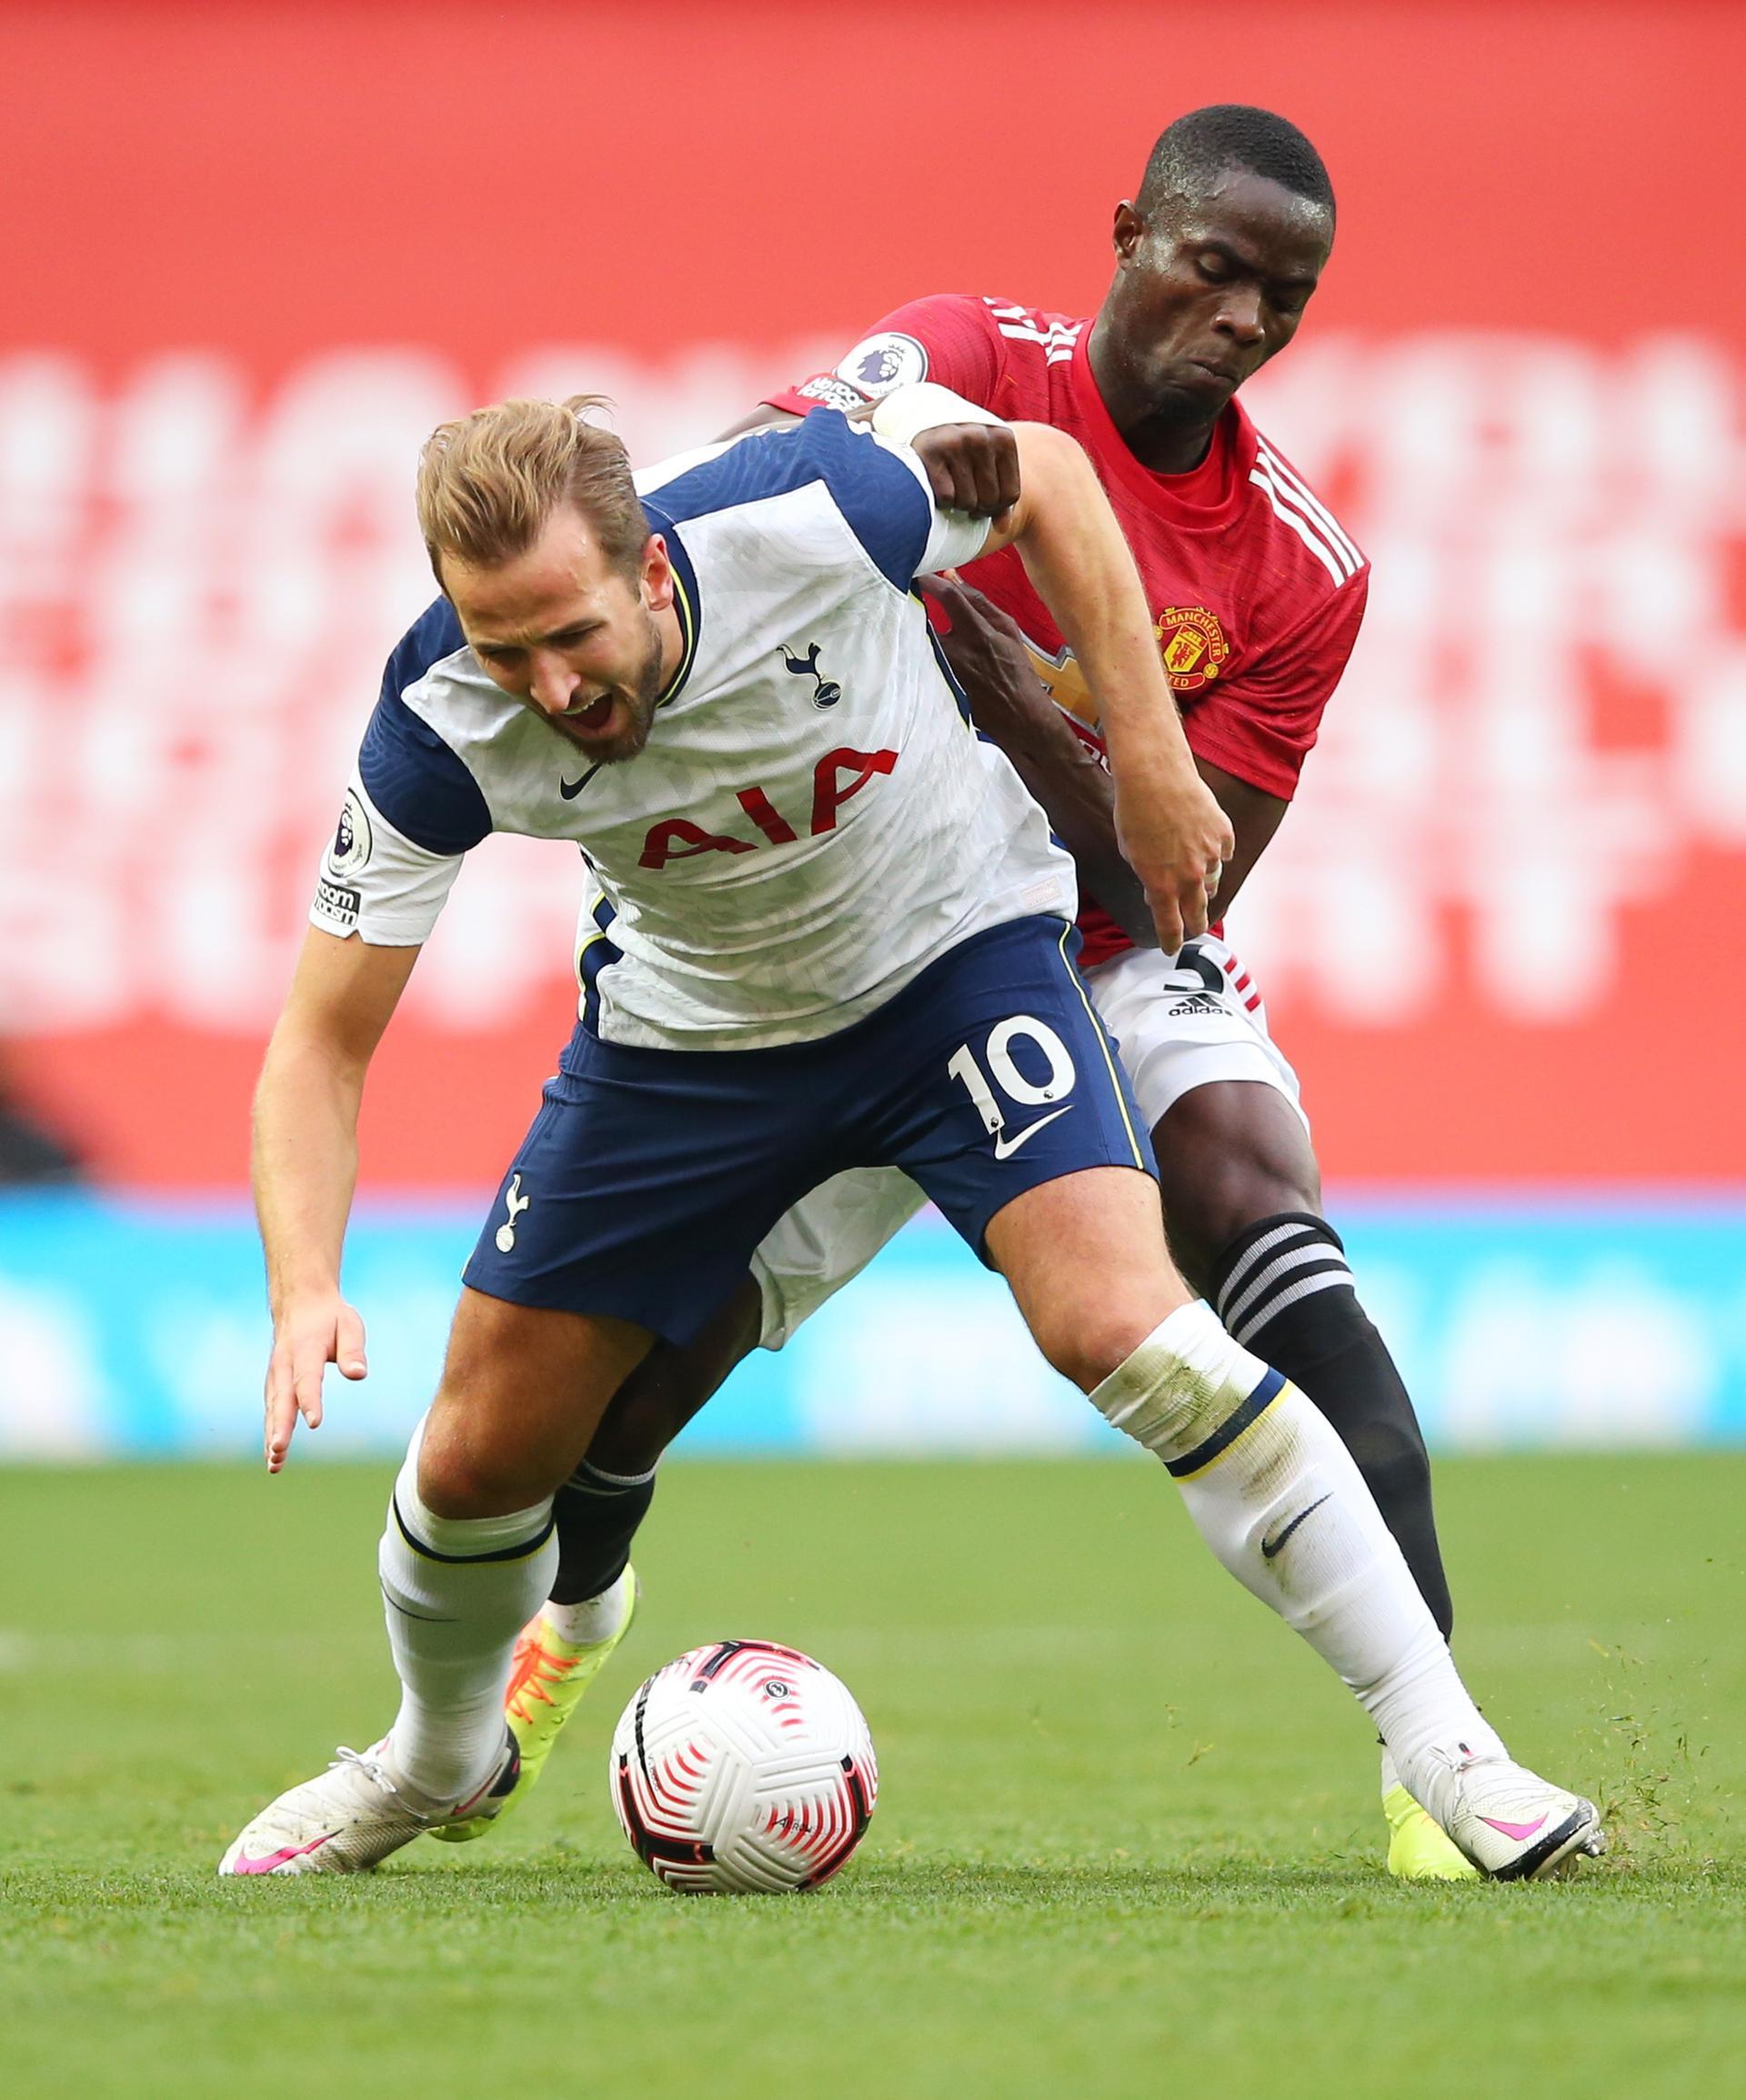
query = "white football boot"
(1410, 1748, 1605, 1881)
(218, 1730, 519, 1876)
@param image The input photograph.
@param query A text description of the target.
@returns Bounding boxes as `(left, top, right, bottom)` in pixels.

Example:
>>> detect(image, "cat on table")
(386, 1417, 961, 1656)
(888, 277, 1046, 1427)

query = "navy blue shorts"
(462, 915, 1156, 1344)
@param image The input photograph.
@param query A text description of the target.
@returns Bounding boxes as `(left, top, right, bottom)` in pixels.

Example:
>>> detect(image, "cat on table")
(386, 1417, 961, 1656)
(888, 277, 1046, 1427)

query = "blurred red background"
(4, 0, 1743, 1189)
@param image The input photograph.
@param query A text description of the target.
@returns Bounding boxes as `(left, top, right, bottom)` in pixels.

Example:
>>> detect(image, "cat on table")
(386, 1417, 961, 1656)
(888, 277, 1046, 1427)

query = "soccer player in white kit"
(491, 108, 1474, 1884)
(221, 392, 1600, 1881)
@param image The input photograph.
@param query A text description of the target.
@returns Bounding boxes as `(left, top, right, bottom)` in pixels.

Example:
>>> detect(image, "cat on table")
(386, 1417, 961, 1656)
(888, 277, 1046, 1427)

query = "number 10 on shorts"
(948, 1015, 1079, 1154)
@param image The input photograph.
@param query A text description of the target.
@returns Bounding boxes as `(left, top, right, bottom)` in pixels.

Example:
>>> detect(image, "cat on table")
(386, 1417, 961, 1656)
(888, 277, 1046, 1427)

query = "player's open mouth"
(566, 693, 617, 735)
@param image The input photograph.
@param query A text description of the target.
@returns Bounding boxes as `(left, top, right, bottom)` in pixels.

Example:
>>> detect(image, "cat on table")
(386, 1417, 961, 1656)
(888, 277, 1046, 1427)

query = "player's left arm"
(918, 574, 1153, 943)
(810, 391, 1224, 942)
(918, 576, 1289, 938)
(971, 422, 1234, 950)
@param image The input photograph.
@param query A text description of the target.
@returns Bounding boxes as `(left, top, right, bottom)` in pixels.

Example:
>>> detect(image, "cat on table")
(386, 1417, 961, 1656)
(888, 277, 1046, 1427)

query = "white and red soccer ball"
(609, 1641, 878, 1894)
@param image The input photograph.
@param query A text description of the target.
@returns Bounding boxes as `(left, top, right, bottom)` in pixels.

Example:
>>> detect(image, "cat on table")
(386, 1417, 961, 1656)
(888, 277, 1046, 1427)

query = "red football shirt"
(769, 294, 1369, 966)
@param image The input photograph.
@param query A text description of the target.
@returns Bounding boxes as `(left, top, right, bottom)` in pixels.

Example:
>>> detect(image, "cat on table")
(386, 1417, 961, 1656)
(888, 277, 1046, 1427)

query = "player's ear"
(638, 533, 676, 612)
(1112, 200, 1145, 262)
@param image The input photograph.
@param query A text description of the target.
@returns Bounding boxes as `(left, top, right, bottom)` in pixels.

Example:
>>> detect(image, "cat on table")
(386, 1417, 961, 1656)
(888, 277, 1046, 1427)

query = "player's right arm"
(256, 604, 489, 1470)
(255, 929, 421, 1473)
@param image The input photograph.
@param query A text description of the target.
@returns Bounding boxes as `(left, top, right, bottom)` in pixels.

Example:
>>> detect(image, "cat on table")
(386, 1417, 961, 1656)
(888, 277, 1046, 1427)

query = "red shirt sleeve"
(1183, 569, 1369, 800)
(765, 295, 1005, 417)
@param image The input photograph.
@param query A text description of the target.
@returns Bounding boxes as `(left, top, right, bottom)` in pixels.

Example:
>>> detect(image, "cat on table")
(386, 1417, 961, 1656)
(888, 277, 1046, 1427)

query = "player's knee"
(586, 1365, 698, 1477)
(1032, 1302, 1169, 1396)
(1190, 1159, 1320, 1271)
(416, 1427, 558, 1521)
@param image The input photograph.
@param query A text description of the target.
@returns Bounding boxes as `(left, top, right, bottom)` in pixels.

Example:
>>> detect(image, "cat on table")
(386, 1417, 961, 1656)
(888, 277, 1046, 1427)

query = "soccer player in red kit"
(452, 107, 1480, 1880)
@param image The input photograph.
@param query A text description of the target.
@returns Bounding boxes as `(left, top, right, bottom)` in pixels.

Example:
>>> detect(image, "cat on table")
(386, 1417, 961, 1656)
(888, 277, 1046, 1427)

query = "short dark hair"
(1136, 105, 1335, 221)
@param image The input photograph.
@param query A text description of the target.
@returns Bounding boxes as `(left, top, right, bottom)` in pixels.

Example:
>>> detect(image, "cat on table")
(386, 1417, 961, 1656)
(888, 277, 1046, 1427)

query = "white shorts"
(1082, 936, 1305, 1135)
(749, 935, 1307, 1351)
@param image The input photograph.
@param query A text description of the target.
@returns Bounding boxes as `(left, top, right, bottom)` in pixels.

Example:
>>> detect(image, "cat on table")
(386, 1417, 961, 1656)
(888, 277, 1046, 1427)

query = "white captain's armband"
(870, 382, 1006, 448)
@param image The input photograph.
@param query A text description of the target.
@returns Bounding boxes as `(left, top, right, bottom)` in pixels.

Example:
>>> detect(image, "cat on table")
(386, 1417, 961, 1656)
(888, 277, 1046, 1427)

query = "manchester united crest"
(1154, 606, 1229, 692)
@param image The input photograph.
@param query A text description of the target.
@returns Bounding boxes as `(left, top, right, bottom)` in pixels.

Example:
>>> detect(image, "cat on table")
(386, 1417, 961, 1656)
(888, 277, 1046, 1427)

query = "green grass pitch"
(3, 1454, 1741, 2098)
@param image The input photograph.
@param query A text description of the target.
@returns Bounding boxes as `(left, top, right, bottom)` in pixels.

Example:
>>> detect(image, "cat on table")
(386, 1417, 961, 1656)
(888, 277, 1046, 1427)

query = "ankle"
(380, 1725, 506, 1814)
(541, 1568, 634, 1647)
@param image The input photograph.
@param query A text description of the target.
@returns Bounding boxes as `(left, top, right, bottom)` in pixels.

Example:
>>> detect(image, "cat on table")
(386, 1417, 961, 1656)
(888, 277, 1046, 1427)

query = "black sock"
(1209, 1212, 1455, 1640)
(549, 1459, 657, 1607)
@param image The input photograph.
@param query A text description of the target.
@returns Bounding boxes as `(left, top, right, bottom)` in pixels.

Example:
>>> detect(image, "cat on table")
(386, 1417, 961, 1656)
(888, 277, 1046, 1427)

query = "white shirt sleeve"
(870, 434, 994, 576)
(309, 778, 466, 946)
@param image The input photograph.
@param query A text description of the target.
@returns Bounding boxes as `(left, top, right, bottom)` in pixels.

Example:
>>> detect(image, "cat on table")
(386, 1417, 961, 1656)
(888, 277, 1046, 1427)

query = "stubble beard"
(567, 610, 667, 766)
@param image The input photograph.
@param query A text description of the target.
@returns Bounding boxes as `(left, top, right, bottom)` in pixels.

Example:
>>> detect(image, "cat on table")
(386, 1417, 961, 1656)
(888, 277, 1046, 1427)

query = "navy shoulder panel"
(359, 599, 493, 856)
(645, 411, 931, 591)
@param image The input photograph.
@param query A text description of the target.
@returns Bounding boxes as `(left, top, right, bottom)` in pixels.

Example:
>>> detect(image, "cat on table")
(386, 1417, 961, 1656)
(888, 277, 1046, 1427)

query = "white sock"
(540, 1566, 635, 1648)
(1091, 1303, 1505, 1819)
(376, 1429, 557, 1807)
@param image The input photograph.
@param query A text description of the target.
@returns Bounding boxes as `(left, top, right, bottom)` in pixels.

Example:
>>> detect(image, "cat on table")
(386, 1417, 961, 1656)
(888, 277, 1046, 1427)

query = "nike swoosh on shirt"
(559, 765, 602, 800)
(992, 1105, 1074, 1160)
(1260, 1493, 1332, 1560)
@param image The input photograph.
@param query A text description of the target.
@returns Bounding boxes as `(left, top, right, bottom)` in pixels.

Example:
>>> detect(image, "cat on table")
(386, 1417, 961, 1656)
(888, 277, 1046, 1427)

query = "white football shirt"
(311, 409, 1076, 1050)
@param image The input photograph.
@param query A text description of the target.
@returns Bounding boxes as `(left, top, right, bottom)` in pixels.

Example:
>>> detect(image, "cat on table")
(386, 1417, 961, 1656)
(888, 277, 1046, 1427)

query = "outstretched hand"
(264, 1291, 368, 1472)
(1114, 770, 1234, 953)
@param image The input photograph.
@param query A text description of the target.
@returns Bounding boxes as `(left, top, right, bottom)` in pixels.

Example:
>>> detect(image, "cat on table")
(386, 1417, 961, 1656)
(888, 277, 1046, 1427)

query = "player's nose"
(1214, 288, 1266, 345)
(527, 653, 579, 716)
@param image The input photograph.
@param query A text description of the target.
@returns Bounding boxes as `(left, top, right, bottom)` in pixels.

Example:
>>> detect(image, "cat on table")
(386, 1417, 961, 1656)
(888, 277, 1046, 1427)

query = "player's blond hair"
(416, 395, 647, 583)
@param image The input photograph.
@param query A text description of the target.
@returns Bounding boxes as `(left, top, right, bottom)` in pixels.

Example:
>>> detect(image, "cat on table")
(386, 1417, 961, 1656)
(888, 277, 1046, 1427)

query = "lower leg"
(988, 1174, 1500, 1824)
(1156, 1083, 1454, 1639)
(548, 1459, 655, 1607)
(1209, 1213, 1453, 1639)
(378, 1422, 558, 1802)
(376, 1292, 652, 1802)
(1089, 1302, 1500, 1823)
(543, 1276, 765, 1615)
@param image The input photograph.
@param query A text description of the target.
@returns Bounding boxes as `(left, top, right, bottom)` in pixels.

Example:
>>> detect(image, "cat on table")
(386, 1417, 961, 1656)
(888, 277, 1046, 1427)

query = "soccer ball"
(609, 1640, 878, 1894)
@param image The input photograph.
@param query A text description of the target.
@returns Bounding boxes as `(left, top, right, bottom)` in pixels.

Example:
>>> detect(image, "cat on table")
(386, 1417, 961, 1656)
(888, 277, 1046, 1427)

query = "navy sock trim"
(391, 1496, 556, 1565)
(1165, 1366, 1286, 1479)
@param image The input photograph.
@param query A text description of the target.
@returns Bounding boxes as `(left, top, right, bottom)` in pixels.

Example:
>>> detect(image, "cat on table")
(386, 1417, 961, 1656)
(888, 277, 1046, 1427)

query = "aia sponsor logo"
(637, 747, 898, 869)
